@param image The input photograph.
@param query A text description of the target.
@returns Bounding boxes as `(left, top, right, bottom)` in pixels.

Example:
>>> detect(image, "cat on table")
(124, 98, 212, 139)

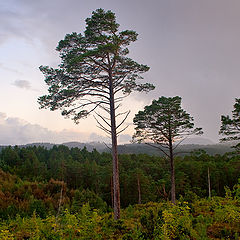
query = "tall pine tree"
(133, 96, 202, 203)
(38, 9, 154, 219)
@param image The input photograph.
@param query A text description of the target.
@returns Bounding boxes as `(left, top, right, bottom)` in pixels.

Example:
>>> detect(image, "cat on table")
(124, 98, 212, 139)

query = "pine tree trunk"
(208, 167, 211, 198)
(137, 173, 141, 204)
(110, 176, 114, 208)
(169, 139, 176, 204)
(109, 71, 121, 220)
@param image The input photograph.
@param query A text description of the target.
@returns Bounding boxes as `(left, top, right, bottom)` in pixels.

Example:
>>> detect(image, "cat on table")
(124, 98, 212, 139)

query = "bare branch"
(94, 118, 112, 135)
(117, 125, 129, 135)
(103, 142, 112, 151)
(115, 94, 129, 103)
(95, 112, 111, 128)
(172, 136, 188, 151)
(96, 125, 112, 135)
(87, 102, 102, 115)
(116, 110, 130, 129)
(116, 110, 131, 118)
(115, 103, 122, 111)
(145, 142, 170, 158)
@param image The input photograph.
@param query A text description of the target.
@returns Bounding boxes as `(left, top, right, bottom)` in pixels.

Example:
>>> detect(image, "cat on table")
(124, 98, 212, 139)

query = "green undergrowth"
(1, 191, 239, 240)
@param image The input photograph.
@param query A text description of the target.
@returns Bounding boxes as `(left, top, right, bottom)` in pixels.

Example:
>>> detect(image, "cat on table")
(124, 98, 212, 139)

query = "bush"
(71, 189, 107, 213)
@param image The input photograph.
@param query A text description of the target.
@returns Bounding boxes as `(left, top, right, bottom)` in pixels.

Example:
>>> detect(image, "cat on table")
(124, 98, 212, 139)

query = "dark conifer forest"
(0, 144, 239, 239)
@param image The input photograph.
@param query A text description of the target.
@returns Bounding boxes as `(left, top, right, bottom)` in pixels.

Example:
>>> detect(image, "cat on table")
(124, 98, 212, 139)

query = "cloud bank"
(0, 113, 119, 145)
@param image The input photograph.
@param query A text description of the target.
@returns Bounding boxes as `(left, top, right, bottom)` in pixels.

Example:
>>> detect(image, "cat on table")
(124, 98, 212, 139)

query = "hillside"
(0, 141, 234, 156)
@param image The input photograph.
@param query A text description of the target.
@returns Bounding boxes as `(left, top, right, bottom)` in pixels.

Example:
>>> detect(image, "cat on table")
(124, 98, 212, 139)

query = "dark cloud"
(12, 80, 31, 89)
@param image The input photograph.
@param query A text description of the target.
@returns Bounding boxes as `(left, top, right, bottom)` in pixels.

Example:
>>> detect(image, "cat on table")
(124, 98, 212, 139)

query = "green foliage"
(38, 8, 154, 122)
(233, 178, 240, 199)
(71, 189, 107, 213)
(159, 202, 197, 239)
(133, 96, 203, 148)
(0, 145, 239, 214)
(220, 98, 240, 143)
(133, 96, 203, 204)
(0, 193, 240, 239)
(29, 199, 47, 218)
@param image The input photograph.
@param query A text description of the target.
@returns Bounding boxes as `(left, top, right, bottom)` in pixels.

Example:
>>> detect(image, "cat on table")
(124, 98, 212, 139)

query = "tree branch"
(116, 111, 130, 129)
(117, 125, 129, 135)
(145, 142, 170, 158)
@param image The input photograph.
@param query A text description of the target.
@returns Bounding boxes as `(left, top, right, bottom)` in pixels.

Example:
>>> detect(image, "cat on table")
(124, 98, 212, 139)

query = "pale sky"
(0, 0, 239, 145)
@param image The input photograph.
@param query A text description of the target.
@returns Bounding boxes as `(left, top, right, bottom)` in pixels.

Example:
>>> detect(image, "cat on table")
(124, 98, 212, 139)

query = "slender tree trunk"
(169, 139, 176, 204)
(208, 167, 211, 198)
(110, 176, 114, 208)
(159, 183, 168, 200)
(55, 181, 64, 229)
(163, 184, 168, 200)
(137, 173, 141, 204)
(109, 71, 121, 220)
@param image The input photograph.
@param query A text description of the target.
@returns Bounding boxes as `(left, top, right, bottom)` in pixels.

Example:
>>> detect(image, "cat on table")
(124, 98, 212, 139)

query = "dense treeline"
(0, 145, 239, 211)
(0, 145, 240, 238)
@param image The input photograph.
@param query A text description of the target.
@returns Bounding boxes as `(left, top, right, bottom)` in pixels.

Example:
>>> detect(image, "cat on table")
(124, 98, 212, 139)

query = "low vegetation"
(0, 145, 239, 239)
(0, 188, 240, 239)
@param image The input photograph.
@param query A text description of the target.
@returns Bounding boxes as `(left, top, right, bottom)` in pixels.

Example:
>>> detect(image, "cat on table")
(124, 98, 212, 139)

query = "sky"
(0, 0, 239, 145)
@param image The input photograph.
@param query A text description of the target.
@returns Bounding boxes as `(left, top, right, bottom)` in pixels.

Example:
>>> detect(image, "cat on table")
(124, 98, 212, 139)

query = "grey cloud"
(88, 133, 111, 144)
(0, 113, 91, 145)
(0, 0, 89, 49)
(0, 7, 30, 44)
(118, 134, 132, 144)
(0, 113, 130, 146)
(12, 80, 31, 89)
(88, 132, 131, 144)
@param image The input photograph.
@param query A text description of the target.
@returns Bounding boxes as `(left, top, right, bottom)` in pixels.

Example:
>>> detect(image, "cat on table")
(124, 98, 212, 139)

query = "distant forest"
(0, 141, 234, 155)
